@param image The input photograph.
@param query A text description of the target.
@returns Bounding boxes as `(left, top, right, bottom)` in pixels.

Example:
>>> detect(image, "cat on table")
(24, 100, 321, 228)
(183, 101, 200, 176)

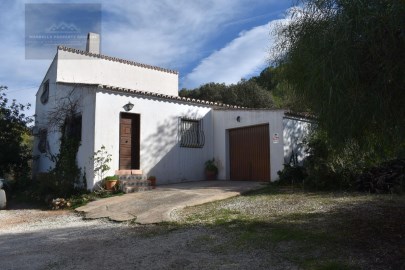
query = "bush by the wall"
(356, 159, 405, 194)
(277, 164, 306, 186)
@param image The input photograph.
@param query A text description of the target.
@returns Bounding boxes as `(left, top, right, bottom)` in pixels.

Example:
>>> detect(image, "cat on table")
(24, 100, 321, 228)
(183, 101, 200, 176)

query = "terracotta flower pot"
(205, 170, 218, 180)
(148, 177, 156, 189)
(105, 180, 118, 190)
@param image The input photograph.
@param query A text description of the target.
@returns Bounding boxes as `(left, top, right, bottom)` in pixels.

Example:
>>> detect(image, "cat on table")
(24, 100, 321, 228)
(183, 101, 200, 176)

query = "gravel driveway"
(0, 208, 293, 270)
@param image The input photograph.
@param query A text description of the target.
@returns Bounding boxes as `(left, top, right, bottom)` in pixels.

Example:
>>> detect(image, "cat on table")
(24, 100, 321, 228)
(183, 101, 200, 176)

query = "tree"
(0, 86, 33, 181)
(179, 80, 274, 109)
(249, 66, 297, 109)
(276, 0, 405, 158)
(251, 66, 278, 91)
(179, 82, 227, 103)
(41, 88, 85, 197)
(229, 80, 274, 108)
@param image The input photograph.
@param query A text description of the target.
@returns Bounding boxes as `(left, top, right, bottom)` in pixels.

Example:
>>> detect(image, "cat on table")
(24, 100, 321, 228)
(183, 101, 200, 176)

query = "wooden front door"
(229, 124, 270, 181)
(119, 113, 140, 170)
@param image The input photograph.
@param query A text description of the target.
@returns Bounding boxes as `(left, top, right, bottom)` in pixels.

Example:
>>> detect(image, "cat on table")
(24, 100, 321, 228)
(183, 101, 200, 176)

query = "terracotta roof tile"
(57, 82, 244, 109)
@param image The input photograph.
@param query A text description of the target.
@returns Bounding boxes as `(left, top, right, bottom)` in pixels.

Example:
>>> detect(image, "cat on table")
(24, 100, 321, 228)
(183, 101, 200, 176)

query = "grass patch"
(302, 259, 361, 270)
(69, 191, 124, 209)
(176, 186, 405, 270)
(132, 222, 186, 238)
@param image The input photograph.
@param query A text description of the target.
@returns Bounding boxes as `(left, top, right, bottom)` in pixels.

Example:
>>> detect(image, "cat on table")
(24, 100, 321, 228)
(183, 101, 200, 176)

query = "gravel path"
(0, 208, 296, 270)
(2, 191, 402, 270)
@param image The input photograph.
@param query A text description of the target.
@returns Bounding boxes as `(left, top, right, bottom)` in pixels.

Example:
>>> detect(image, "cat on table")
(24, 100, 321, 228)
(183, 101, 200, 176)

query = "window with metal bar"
(179, 118, 205, 148)
(40, 80, 49, 104)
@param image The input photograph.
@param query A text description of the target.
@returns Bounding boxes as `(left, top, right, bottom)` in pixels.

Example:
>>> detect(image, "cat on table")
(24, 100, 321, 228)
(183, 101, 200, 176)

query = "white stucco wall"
(33, 56, 58, 173)
(33, 76, 96, 189)
(92, 89, 213, 187)
(56, 49, 178, 96)
(283, 116, 312, 165)
(212, 109, 285, 181)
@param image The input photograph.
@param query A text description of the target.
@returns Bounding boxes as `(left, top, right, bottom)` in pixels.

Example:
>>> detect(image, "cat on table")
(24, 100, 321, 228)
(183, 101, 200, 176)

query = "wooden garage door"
(229, 124, 270, 181)
(119, 113, 140, 170)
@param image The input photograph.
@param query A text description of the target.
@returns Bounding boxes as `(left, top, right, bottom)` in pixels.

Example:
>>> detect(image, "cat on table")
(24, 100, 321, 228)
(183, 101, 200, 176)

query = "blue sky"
(0, 0, 293, 117)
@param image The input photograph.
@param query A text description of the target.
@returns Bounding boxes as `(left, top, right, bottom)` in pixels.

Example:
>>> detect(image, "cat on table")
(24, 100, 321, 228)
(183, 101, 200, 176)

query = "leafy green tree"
(251, 66, 278, 91)
(229, 80, 274, 108)
(180, 82, 227, 102)
(249, 65, 297, 109)
(277, 0, 405, 158)
(0, 86, 33, 181)
(179, 80, 274, 108)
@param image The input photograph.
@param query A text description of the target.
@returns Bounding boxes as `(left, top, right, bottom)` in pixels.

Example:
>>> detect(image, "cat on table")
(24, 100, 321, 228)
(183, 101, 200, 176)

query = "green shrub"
(104, 175, 118, 181)
(36, 172, 86, 201)
(277, 164, 306, 186)
(302, 130, 383, 191)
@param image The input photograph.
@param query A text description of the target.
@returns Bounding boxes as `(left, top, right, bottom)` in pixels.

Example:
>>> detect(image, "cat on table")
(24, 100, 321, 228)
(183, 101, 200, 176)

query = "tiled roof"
(99, 84, 246, 108)
(58, 82, 244, 109)
(284, 111, 316, 121)
(57, 46, 178, 75)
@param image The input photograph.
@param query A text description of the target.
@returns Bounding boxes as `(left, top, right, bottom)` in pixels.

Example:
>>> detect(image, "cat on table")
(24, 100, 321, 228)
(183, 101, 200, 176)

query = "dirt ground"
(1, 189, 404, 270)
(0, 208, 295, 270)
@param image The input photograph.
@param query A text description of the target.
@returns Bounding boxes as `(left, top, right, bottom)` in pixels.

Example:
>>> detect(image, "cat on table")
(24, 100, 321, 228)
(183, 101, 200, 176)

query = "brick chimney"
(86, 32, 100, 54)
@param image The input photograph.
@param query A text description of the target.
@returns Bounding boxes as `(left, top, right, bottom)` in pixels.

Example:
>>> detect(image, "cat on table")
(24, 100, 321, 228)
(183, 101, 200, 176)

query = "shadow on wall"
(283, 118, 313, 165)
(141, 108, 211, 184)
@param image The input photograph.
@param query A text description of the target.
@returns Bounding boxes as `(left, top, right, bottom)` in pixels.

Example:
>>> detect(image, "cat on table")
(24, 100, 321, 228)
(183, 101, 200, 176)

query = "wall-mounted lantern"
(123, 101, 134, 112)
(236, 116, 241, 122)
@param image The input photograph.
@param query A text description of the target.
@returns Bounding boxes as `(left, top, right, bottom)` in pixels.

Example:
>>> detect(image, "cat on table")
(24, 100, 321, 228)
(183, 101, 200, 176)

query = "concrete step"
(123, 186, 152, 193)
(117, 173, 154, 194)
(118, 174, 147, 181)
(115, 169, 143, 176)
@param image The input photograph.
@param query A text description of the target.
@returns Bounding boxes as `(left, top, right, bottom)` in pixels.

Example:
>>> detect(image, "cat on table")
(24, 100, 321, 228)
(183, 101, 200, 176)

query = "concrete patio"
(76, 180, 265, 223)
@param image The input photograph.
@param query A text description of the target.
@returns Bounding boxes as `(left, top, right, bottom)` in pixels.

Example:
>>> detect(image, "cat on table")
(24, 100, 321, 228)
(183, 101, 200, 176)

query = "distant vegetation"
(182, 0, 405, 192)
(274, 0, 405, 191)
(179, 66, 293, 109)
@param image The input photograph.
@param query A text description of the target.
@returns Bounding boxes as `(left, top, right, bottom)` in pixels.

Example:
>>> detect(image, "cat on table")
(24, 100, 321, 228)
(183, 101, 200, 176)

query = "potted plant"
(148, 176, 156, 189)
(205, 158, 218, 180)
(104, 175, 118, 190)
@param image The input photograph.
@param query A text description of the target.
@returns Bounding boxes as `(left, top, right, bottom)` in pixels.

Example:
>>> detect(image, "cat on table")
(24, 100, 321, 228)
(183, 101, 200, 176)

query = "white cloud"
(100, 0, 249, 69)
(182, 17, 289, 89)
(0, 0, 289, 117)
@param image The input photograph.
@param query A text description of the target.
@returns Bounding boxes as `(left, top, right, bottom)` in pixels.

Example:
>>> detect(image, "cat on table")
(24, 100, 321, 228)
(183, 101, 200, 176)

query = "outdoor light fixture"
(123, 101, 134, 112)
(236, 116, 241, 122)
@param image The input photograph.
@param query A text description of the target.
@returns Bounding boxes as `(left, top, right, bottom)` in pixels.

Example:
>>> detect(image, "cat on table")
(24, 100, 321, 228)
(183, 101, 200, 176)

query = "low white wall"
(57, 49, 179, 96)
(283, 116, 312, 165)
(213, 110, 285, 181)
(93, 89, 213, 187)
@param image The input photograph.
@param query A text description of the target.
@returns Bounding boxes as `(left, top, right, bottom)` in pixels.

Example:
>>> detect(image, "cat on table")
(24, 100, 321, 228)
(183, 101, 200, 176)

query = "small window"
(40, 80, 49, 104)
(179, 118, 205, 148)
(38, 128, 48, 153)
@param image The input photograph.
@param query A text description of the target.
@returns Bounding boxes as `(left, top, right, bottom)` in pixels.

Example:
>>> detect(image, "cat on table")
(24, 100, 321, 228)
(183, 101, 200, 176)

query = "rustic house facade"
(33, 33, 308, 189)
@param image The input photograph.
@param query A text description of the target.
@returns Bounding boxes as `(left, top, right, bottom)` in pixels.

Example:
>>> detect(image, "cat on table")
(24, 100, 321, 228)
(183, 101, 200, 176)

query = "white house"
(33, 33, 308, 189)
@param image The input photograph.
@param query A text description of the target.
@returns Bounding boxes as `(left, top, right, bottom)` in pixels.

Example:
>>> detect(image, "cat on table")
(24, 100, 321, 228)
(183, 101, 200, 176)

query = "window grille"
(179, 118, 205, 148)
(40, 80, 49, 104)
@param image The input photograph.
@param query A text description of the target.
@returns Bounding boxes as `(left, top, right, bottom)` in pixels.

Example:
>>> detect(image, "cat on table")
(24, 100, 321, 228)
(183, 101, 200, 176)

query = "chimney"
(86, 32, 100, 54)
